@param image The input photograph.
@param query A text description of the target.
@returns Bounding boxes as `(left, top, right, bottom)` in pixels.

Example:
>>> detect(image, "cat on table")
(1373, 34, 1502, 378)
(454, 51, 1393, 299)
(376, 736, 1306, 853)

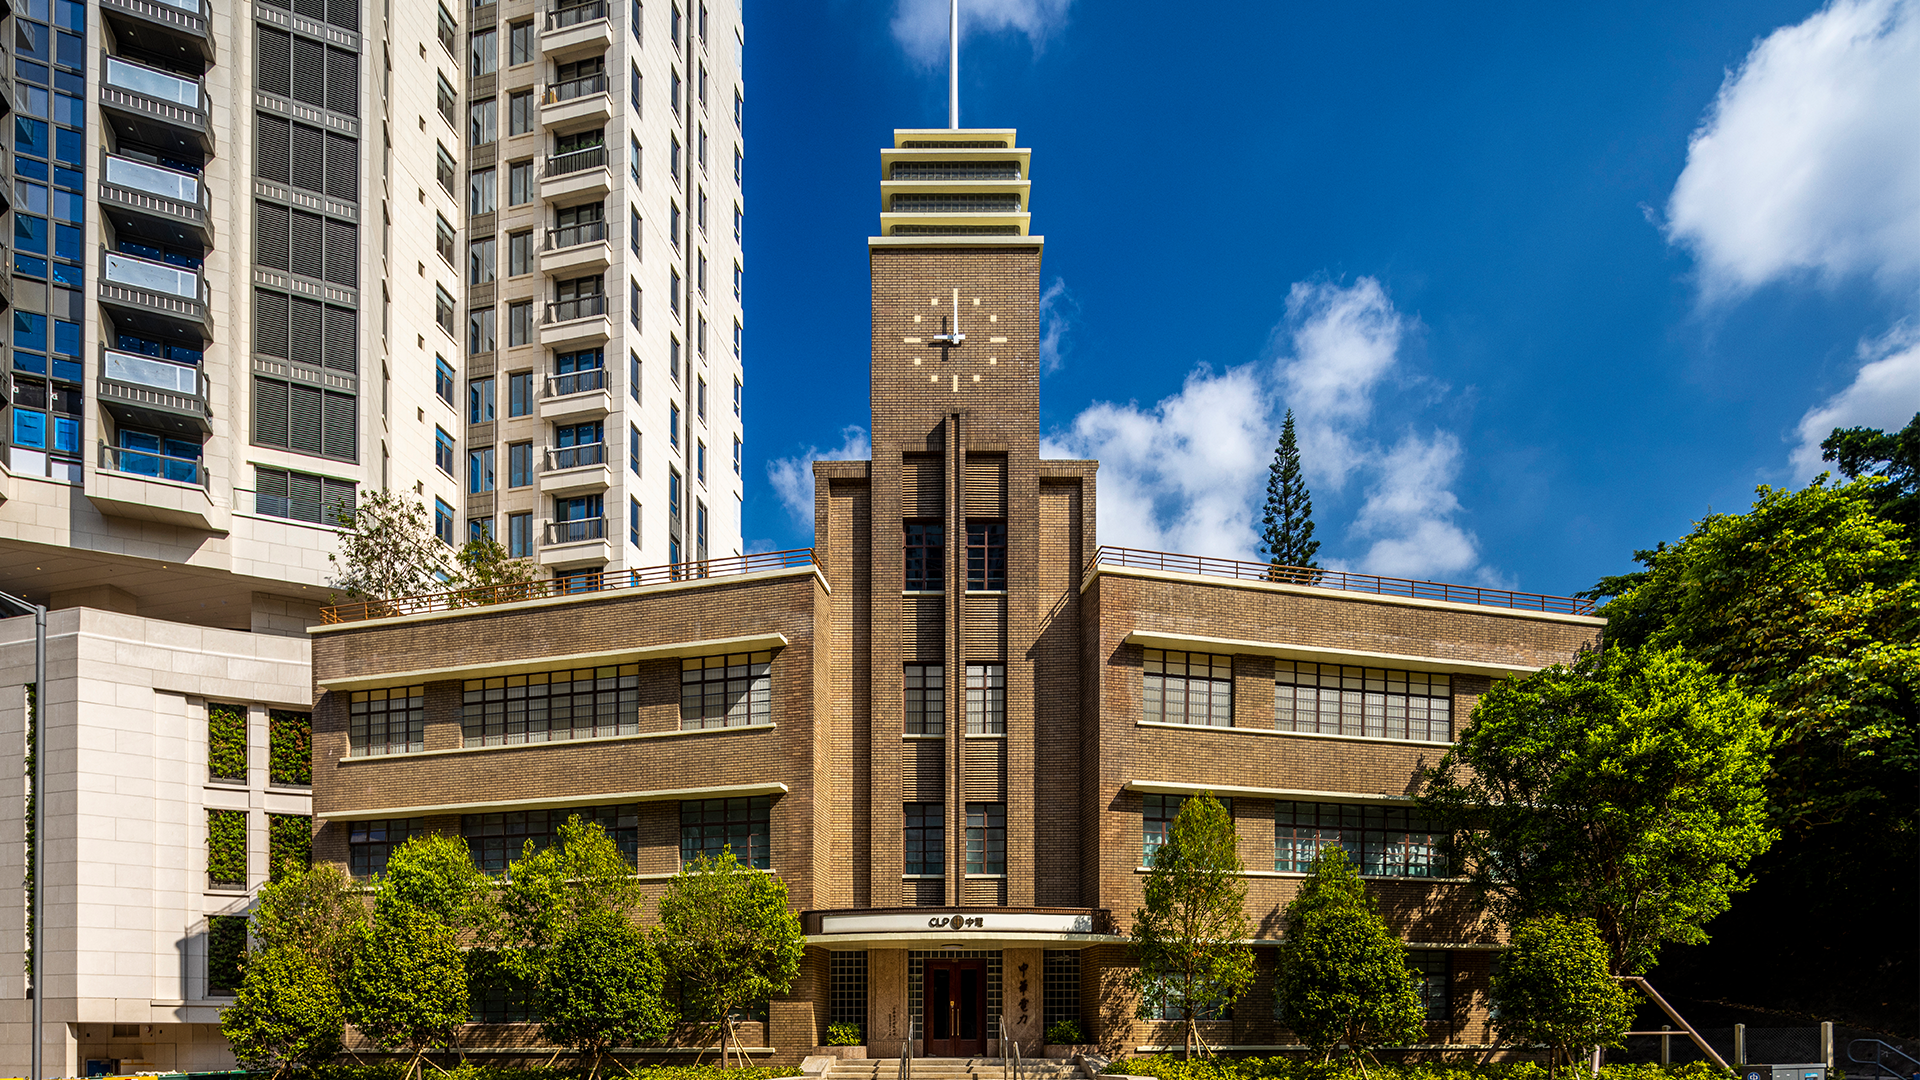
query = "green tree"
(1491, 915, 1633, 1079)
(343, 901, 469, 1078)
(540, 909, 674, 1080)
(496, 816, 646, 984)
(655, 848, 806, 1066)
(1421, 645, 1775, 975)
(376, 832, 493, 935)
(1127, 794, 1255, 1058)
(250, 863, 366, 979)
(1260, 409, 1320, 571)
(455, 535, 543, 596)
(1273, 847, 1425, 1064)
(328, 489, 458, 602)
(1822, 411, 1919, 529)
(221, 944, 346, 1077)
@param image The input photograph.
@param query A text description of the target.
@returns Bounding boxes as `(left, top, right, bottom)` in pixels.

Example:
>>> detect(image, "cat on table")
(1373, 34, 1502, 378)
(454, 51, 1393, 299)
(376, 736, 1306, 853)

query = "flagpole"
(948, 0, 959, 128)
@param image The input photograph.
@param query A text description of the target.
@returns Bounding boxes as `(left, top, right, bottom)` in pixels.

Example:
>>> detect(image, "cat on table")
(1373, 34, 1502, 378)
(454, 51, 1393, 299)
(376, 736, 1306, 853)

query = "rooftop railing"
(1085, 545, 1600, 616)
(318, 547, 820, 624)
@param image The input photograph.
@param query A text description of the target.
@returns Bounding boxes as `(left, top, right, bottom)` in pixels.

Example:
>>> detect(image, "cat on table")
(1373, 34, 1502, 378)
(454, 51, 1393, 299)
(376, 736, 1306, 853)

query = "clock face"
(900, 288, 1013, 393)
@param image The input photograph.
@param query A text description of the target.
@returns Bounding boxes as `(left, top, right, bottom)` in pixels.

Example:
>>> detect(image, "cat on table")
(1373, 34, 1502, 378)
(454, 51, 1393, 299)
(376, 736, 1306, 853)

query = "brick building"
(309, 127, 1603, 1062)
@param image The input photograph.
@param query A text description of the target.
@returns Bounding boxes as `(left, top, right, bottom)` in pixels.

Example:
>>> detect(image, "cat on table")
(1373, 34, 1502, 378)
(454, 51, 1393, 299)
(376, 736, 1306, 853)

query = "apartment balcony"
(540, 0, 611, 60)
(539, 293, 611, 348)
(98, 247, 212, 339)
(540, 74, 611, 132)
(538, 366, 611, 423)
(538, 443, 610, 497)
(100, 54, 214, 156)
(98, 151, 215, 247)
(537, 219, 611, 276)
(89, 442, 230, 532)
(541, 144, 610, 202)
(98, 346, 210, 435)
(100, 0, 215, 64)
(538, 516, 611, 568)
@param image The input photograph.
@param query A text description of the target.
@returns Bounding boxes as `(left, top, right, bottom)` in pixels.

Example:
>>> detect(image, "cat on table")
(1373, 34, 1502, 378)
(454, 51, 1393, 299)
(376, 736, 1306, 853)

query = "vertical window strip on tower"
(829, 952, 868, 1031)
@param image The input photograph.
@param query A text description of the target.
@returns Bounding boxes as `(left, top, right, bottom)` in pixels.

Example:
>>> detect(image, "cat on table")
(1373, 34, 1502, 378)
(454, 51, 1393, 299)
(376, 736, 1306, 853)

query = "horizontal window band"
(1124, 630, 1539, 677)
(317, 780, 787, 822)
(1136, 719, 1452, 749)
(1125, 779, 1414, 805)
(337, 722, 776, 765)
(316, 632, 788, 690)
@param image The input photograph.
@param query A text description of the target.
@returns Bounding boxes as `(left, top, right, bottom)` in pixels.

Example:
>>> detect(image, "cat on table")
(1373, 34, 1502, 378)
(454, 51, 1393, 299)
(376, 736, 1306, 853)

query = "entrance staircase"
(824, 1059, 1090, 1080)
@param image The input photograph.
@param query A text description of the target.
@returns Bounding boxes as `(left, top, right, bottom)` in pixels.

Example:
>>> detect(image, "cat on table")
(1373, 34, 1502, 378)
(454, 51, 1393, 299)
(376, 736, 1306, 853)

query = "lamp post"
(0, 589, 46, 1080)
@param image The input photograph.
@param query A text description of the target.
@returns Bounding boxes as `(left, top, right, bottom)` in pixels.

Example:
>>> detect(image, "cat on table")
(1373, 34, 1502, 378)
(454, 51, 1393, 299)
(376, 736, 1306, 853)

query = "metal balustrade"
(543, 73, 608, 104)
(545, 0, 607, 29)
(103, 55, 202, 107)
(545, 442, 607, 470)
(544, 293, 607, 323)
(99, 442, 206, 486)
(545, 367, 606, 397)
(546, 219, 608, 250)
(545, 143, 607, 177)
(544, 516, 606, 545)
(103, 349, 201, 395)
(104, 153, 202, 205)
(103, 248, 205, 302)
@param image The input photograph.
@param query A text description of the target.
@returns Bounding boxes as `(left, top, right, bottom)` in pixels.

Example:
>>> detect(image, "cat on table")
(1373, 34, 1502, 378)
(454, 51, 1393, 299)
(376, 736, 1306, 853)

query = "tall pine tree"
(1260, 409, 1319, 569)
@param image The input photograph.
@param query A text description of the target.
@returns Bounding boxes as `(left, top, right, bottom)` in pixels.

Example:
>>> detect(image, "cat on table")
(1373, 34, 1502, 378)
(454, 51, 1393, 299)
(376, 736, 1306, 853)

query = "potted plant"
(1042, 1019, 1093, 1059)
(814, 1022, 866, 1059)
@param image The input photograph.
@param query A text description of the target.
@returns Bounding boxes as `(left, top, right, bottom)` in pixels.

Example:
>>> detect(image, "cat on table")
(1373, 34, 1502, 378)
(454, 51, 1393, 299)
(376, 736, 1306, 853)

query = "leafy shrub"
(208, 808, 247, 887)
(1046, 1019, 1085, 1045)
(1101, 1059, 1730, 1080)
(270, 709, 313, 785)
(208, 703, 247, 781)
(825, 1021, 864, 1045)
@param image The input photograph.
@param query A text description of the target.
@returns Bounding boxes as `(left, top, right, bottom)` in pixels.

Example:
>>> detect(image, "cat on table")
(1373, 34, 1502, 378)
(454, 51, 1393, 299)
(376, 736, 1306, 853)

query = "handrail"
(1084, 545, 1601, 617)
(900, 1015, 913, 1080)
(318, 547, 820, 623)
(1000, 1015, 1019, 1080)
(1849, 1039, 1920, 1079)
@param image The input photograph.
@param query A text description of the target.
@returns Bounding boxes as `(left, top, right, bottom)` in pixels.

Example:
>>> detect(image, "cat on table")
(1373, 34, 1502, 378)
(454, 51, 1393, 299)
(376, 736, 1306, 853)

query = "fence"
(1615, 1027, 1823, 1067)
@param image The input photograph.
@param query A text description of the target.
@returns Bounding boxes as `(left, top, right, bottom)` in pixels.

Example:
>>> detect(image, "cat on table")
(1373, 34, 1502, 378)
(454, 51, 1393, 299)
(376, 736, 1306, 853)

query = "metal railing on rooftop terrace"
(1086, 545, 1600, 616)
(318, 548, 820, 624)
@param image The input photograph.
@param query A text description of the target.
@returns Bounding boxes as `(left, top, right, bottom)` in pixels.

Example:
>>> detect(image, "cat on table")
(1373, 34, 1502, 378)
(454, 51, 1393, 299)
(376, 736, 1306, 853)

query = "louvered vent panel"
(256, 27, 291, 97)
(256, 204, 291, 272)
(256, 116, 291, 183)
(325, 0, 357, 32)
(964, 594, 1007, 660)
(901, 454, 944, 518)
(287, 471, 322, 521)
(322, 390, 357, 460)
(323, 219, 357, 287)
(288, 298, 324, 370)
(289, 384, 324, 453)
(255, 0, 288, 10)
(325, 133, 358, 201)
(907, 880, 945, 907)
(289, 211, 323, 279)
(254, 290, 290, 358)
(322, 478, 357, 521)
(965, 456, 1007, 516)
(290, 124, 325, 194)
(253, 377, 289, 446)
(323, 306, 357, 373)
(290, 38, 325, 108)
(902, 740, 944, 801)
(326, 49, 358, 116)
(966, 738, 1007, 801)
(902, 598, 943, 661)
(961, 877, 1006, 906)
(292, 0, 324, 21)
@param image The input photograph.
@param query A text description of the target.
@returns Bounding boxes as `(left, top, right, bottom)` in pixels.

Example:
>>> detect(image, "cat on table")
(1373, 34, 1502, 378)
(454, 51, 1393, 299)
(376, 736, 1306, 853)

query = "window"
(1141, 975, 1231, 1022)
(437, 4, 457, 55)
(830, 952, 867, 1030)
(669, 402, 680, 447)
(732, 435, 740, 475)
(470, 98, 498, 146)
(670, 336, 682, 381)
(697, 1, 705, 40)
(253, 467, 356, 524)
(670, 202, 682, 247)
(680, 651, 772, 729)
(509, 19, 534, 63)
(435, 356, 456, 404)
(434, 498, 455, 544)
(631, 207, 642, 256)
(733, 318, 742, 357)
(462, 665, 640, 746)
(696, 376, 708, 419)
(904, 803, 943, 876)
(904, 664, 944, 735)
(629, 424, 641, 474)
(904, 522, 944, 591)
(1142, 794, 1233, 864)
(1410, 951, 1449, 1022)
(631, 0, 642, 42)
(509, 88, 534, 135)
(698, 62, 707, 109)
(697, 250, 708, 294)
(509, 371, 534, 416)
(631, 62, 642, 112)
(965, 520, 1005, 591)
(966, 665, 1005, 735)
(670, 69, 682, 115)
(468, 446, 495, 493)
(670, 268, 682, 313)
(1274, 801, 1444, 877)
(509, 230, 534, 275)
(435, 427, 456, 474)
(1275, 663, 1453, 743)
(468, 235, 496, 283)
(509, 300, 534, 346)
(697, 313, 708, 356)
(509, 160, 534, 205)
(349, 818, 423, 880)
(733, 201, 742, 241)
(670, 136, 681, 181)
(630, 351, 642, 401)
(733, 261, 741, 299)
(680, 796, 771, 868)
(631, 278, 642, 328)
(508, 441, 533, 487)
(1043, 952, 1080, 1028)
(1143, 649, 1232, 727)
(469, 517, 492, 543)
(695, 500, 707, 561)
(733, 376, 741, 416)
(349, 686, 425, 756)
(463, 805, 639, 874)
(470, 167, 497, 214)
(508, 510, 533, 556)
(437, 73, 459, 127)
(629, 495, 641, 546)
(698, 124, 708, 170)
(671, 2, 681, 42)
(966, 803, 1005, 875)
(734, 87, 742, 127)
(469, 376, 496, 422)
(696, 440, 707, 484)
(436, 213, 456, 265)
(437, 143, 457, 193)
(733, 145, 742, 185)
(631, 134, 642, 182)
(470, 27, 497, 74)
(469, 306, 496, 353)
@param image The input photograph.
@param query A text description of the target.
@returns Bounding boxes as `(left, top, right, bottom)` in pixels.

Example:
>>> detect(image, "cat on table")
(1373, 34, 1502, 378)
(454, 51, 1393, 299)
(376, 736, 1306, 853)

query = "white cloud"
(891, 0, 1073, 67)
(1038, 277, 1077, 373)
(1790, 326, 1920, 475)
(1666, 0, 1920, 296)
(1045, 278, 1487, 580)
(766, 426, 871, 529)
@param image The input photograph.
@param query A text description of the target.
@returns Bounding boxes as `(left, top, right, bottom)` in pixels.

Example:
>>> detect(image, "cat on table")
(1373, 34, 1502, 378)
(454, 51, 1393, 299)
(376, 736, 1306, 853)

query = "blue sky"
(738, 0, 1920, 598)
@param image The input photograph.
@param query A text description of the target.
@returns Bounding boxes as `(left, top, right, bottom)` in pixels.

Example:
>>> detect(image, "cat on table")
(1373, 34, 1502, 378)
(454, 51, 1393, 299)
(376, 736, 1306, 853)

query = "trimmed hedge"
(1103, 1061, 1732, 1080)
(208, 808, 247, 887)
(270, 709, 313, 786)
(209, 703, 248, 781)
(297, 1066, 788, 1080)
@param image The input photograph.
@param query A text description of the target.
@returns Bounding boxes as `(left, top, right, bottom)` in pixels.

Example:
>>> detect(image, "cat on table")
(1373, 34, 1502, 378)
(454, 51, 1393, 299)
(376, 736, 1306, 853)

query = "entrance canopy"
(802, 907, 1121, 950)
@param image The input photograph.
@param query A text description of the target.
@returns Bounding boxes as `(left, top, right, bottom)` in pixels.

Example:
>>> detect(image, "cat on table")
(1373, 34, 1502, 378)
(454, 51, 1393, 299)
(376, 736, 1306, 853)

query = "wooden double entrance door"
(922, 959, 988, 1056)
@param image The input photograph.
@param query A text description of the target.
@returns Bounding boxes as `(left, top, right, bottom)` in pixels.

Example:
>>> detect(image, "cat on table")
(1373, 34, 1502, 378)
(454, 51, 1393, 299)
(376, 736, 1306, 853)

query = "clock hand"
(930, 287, 966, 346)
